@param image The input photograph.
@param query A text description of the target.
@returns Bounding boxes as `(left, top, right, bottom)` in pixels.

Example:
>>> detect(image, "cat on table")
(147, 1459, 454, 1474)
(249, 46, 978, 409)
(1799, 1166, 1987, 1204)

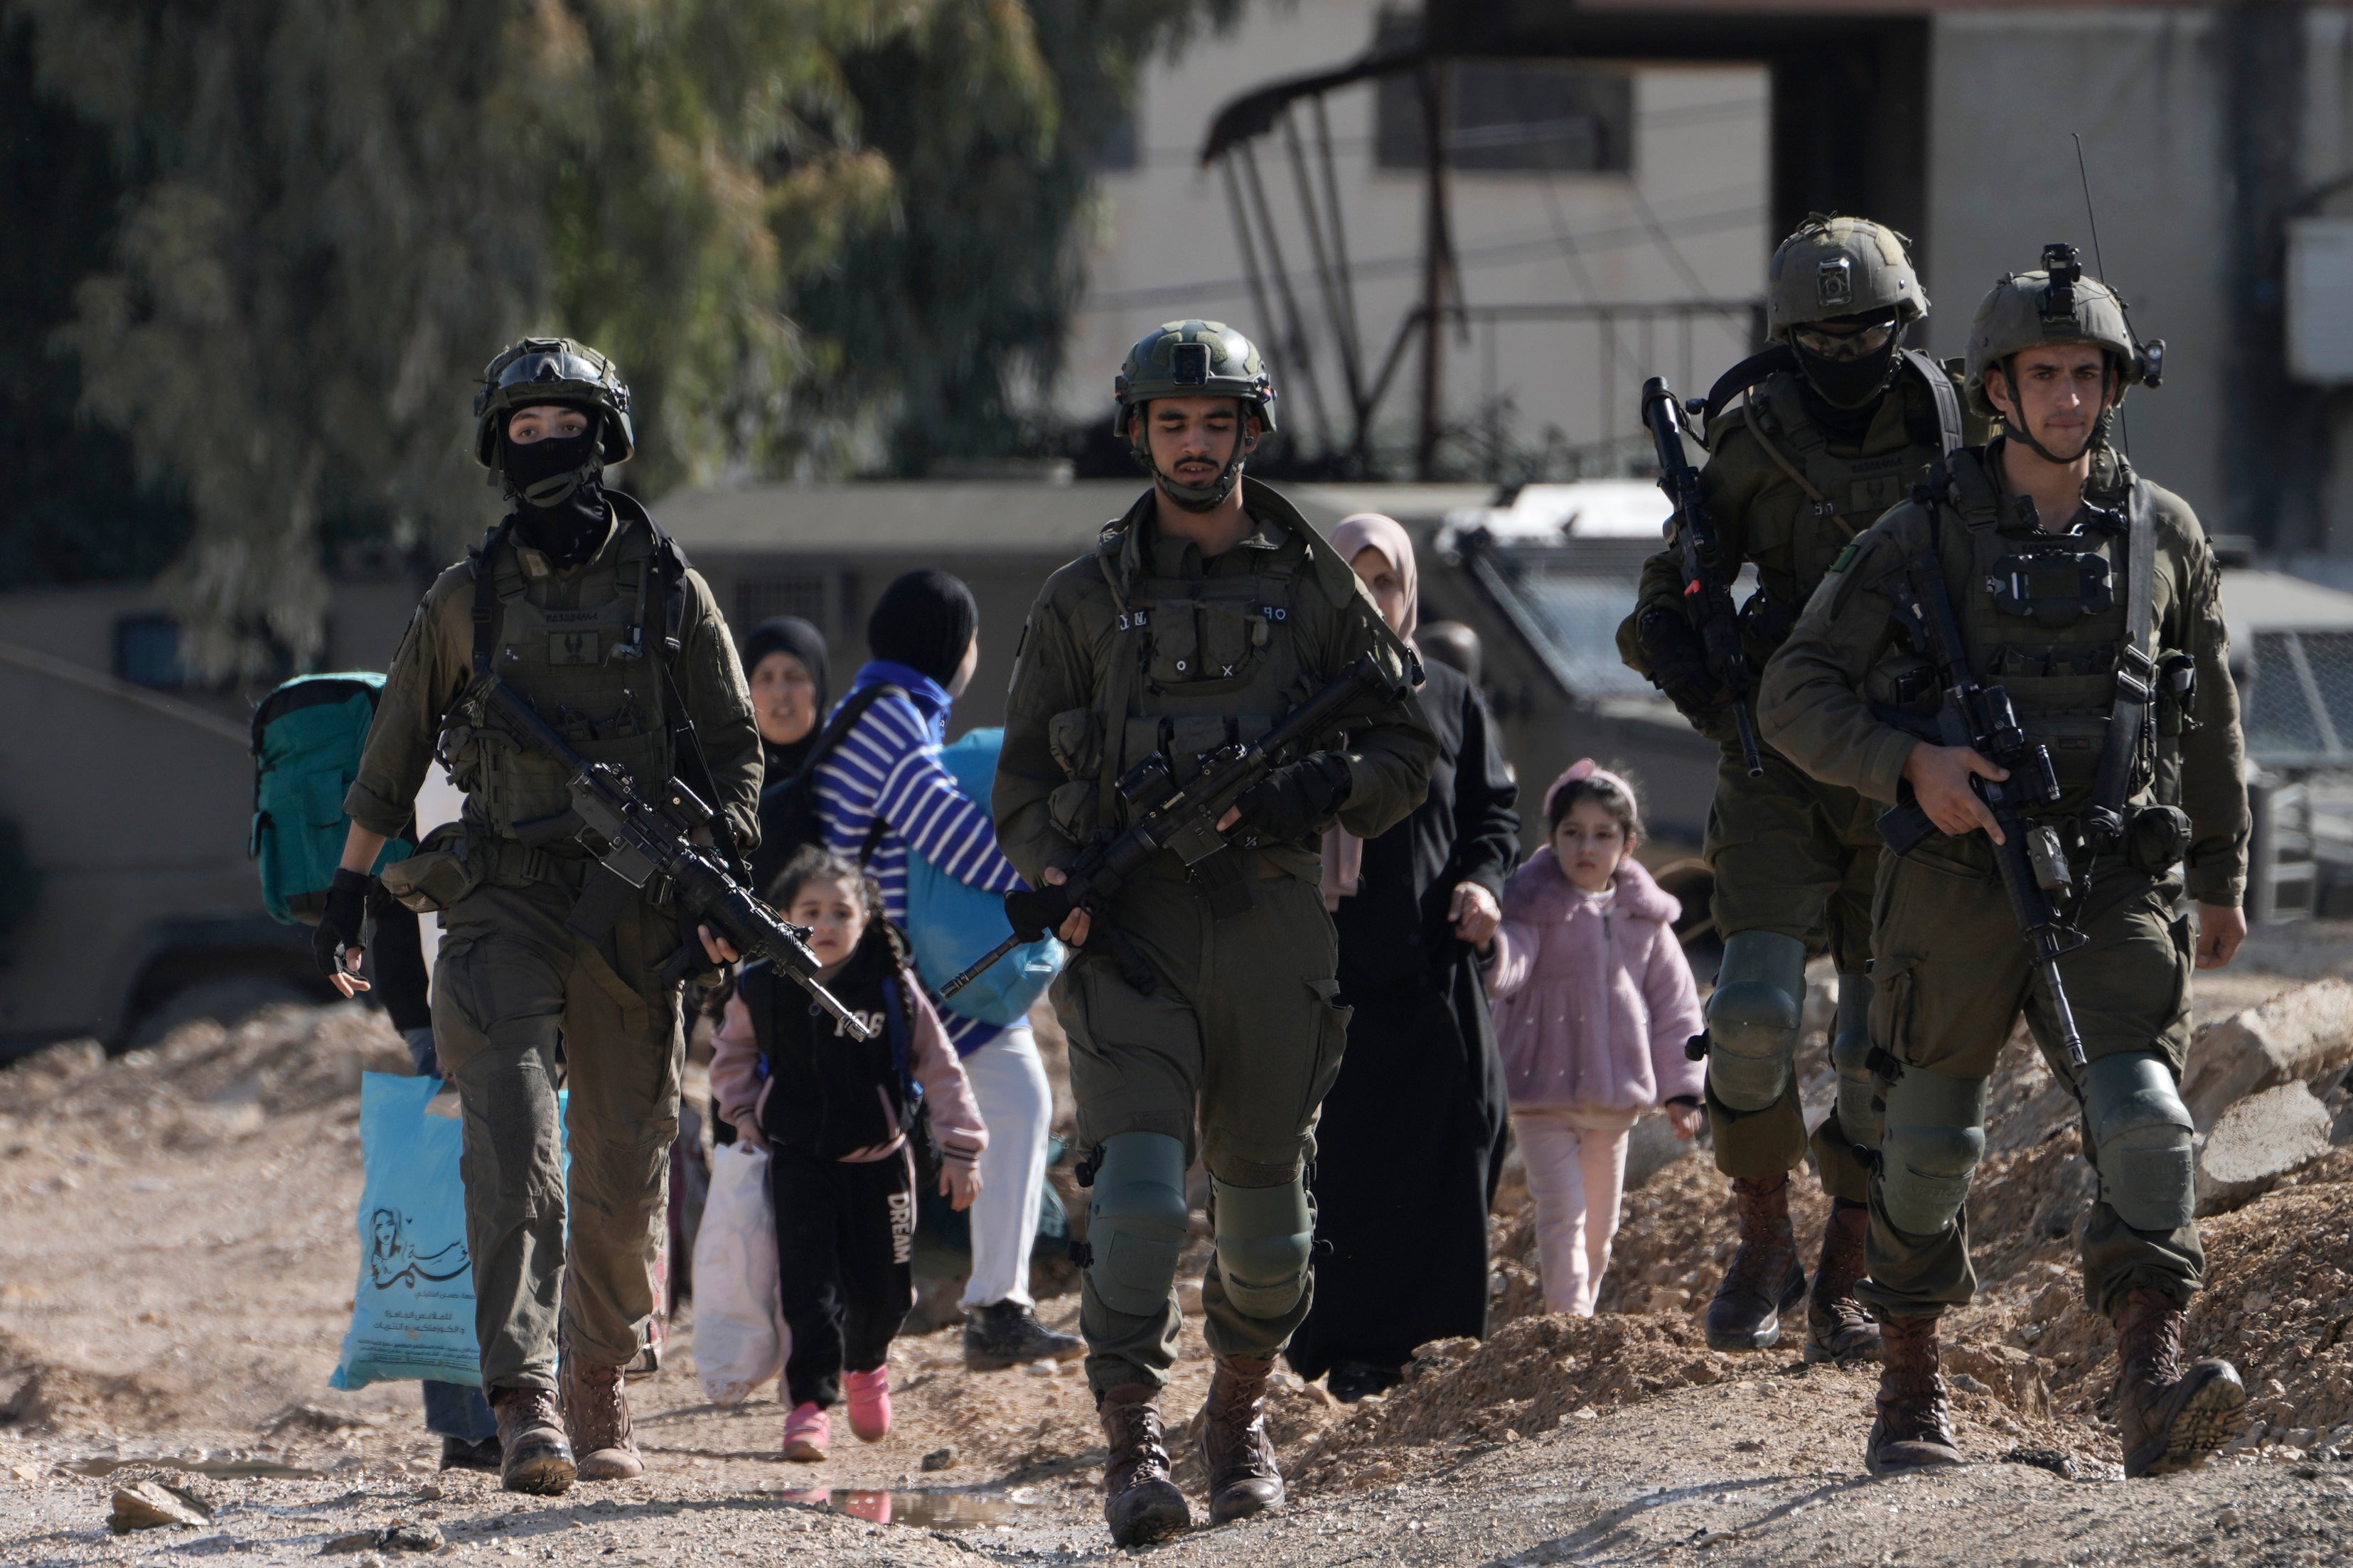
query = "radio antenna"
(2071, 132, 2133, 454)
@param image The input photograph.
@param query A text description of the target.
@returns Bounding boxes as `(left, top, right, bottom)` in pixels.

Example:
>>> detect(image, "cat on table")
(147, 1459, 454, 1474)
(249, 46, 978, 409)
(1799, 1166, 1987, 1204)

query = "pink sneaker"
(783, 1402, 830, 1462)
(845, 1366, 891, 1442)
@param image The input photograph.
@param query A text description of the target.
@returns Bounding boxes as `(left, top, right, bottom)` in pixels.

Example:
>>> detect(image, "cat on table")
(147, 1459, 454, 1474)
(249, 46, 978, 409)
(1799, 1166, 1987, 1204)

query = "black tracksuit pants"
(768, 1142, 917, 1409)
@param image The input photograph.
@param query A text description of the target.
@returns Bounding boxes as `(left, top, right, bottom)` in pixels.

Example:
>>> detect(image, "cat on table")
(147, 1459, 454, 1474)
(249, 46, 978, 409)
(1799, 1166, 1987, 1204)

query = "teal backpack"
(251, 673, 413, 924)
(906, 729, 1064, 1029)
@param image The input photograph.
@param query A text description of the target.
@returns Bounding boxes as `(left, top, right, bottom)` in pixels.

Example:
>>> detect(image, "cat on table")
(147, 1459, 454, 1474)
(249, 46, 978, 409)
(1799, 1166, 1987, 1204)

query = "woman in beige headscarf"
(1288, 512, 1522, 1403)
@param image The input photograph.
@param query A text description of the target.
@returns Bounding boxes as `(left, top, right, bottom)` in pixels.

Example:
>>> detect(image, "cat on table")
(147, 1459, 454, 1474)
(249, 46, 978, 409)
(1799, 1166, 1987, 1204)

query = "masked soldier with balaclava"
(316, 339, 762, 1494)
(994, 321, 1433, 1545)
(1617, 215, 1981, 1361)
(1760, 250, 2249, 1476)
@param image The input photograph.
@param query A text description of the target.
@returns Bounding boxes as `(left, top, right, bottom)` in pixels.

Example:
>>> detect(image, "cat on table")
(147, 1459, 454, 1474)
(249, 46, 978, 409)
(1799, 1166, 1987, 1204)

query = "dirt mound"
(0, 1005, 408, 1153)
(0, 1328, 196, 1434)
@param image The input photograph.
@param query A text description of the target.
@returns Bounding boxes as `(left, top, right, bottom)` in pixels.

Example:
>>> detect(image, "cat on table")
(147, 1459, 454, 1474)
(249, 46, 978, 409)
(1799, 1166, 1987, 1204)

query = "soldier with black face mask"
(1617, 216, 1988, 1367)
(313, 338, 761, 1495)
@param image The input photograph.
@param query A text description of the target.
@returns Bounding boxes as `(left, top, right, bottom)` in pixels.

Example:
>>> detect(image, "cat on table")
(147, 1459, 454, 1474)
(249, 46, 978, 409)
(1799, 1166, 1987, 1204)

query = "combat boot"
(559, 1356, 643, 1481)
(1196, 1354, 1285, 1524)
(490, 1387, 576, 1495)
(1803, 1199, 1881, 1363)
(2112, 1286, 2246, 1478)
(1866, 1314, 1961, 1473)
(963, 1299, 1085, 1370)
(1097, 1382, 1190, 1545)
(1705, 1174, 1806, 1350)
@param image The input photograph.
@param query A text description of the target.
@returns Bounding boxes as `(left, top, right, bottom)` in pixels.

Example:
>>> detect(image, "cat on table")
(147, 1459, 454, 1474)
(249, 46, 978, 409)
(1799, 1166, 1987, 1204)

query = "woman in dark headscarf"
(743, 616, 831, 780)
(1285, 515, 1521, 1403)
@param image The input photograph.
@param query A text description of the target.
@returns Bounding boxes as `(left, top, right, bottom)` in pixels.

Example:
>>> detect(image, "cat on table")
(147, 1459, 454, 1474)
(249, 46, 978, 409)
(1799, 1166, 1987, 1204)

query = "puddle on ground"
(66, 1453, 326, 1480)
(763, 1486, 1029, 1530)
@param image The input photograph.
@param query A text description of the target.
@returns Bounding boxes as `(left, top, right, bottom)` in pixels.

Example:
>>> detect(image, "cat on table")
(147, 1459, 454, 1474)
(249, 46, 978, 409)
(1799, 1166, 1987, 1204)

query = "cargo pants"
(431, 854, 684, 1392)
(1701, 742, 1878, 1201)
(1051, 862, 1349, 1397)
(1858, 837, 2203, 1321)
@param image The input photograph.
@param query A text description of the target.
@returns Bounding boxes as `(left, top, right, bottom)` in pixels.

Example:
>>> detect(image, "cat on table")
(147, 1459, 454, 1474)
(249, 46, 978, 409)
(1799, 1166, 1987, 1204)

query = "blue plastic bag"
(332, 1073, 480, 1387)
(906, 728, 1064, 1027)
(331, 1074, 571, 1389)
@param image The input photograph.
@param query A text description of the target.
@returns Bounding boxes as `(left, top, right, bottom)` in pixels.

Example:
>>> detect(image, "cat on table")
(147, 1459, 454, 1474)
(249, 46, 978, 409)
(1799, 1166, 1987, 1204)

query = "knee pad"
(2083, 1052, 2197, 1233)
(1211, 1176, 1314, 1320)
(1703, 930, 1809, 1113)
(1831, 972, 1881, 1151)
(1876, 1068, 1988, 1236)
(1085, 1133, 1191, 1316)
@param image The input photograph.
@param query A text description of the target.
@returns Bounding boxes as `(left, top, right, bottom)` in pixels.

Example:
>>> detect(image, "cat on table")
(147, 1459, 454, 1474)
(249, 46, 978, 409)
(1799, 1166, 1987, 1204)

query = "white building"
(1057, 1, 1772, 476)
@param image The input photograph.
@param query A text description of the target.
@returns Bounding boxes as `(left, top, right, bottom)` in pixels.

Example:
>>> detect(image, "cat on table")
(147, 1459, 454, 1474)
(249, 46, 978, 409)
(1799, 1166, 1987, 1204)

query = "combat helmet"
(1963, 242, 2161, 425)
(1765, 215, 1928, 340)
(472, 338, 635, 471)
(1114, 320, 1277, 510)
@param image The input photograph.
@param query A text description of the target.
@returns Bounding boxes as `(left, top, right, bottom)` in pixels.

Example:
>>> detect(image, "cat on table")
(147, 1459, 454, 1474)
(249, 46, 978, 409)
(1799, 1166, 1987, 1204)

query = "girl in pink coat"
(1486, 762, 1704, 1315)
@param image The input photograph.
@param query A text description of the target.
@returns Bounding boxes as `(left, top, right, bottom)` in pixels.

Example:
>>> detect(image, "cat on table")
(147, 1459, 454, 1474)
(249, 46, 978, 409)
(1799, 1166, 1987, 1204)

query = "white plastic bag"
(691, 1141, 787, 1404)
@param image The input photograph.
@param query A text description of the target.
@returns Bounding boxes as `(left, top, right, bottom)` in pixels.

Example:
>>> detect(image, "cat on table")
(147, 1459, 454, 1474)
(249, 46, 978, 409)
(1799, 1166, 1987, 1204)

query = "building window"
(736, 572, 833, 638)
(1373, 15, 1633, 174)
(116, 615, 187, 689)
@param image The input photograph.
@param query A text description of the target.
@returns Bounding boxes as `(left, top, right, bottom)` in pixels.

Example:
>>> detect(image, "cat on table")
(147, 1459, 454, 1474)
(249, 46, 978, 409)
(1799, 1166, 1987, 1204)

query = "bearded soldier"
(318, 340, 762, 1493)
(1619, 215, 1982, 1360)
(994, 321, 1433, 1544)
(1760, 251, 2249, 1476)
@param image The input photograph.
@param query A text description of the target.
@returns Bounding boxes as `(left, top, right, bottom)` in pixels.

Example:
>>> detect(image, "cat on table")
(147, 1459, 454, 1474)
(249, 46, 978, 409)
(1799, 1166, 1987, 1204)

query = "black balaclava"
(866, 571, 978, 687)
(1791, 311, 1902, 414)
(501, 411, 610, 568)
(742, 616, 832, 776)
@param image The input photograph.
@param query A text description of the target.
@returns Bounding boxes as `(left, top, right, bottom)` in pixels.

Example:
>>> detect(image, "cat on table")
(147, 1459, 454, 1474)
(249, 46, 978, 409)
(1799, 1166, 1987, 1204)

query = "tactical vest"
(1100, 524, 1305, 823)
(1904, 450, 2176, 815)
(441, 515, 673, 837)
(1727, 351, 1964, 645)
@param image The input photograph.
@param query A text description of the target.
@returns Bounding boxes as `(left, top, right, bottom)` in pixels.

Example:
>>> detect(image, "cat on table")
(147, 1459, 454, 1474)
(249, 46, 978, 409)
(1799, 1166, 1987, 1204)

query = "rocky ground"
(4, 927, 2353, 1564)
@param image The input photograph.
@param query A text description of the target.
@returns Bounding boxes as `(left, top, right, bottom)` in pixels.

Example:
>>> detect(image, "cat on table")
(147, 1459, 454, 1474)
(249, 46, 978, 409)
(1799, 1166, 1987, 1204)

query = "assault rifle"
(1643, 375, 1764, 778)
(1874, 554, 2089, 1068)
(470, 674, 875, 1041)
(940, 654, 1405, 1000)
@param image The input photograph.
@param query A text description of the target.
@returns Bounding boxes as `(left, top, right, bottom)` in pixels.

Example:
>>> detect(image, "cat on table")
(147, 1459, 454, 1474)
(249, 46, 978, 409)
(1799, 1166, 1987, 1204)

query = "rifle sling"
(2083, 479, 2160, 839)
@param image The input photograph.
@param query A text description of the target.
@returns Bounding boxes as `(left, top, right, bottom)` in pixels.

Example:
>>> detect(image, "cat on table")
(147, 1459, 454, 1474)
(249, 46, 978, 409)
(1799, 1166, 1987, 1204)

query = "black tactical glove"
(1005, 883, 1076, 943)
(313, 867, 372, 980)
(1636, 606, 1725, 717)
(1230, 752, 1354, 844)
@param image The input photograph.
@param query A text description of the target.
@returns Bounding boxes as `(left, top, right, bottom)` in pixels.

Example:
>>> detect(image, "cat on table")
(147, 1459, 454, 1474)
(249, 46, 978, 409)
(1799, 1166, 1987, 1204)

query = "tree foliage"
(6, 0, 1228, 667)
(0, 20, 193, 588)
(10, 0, 913, 675)
(804, 0, 1238, 474)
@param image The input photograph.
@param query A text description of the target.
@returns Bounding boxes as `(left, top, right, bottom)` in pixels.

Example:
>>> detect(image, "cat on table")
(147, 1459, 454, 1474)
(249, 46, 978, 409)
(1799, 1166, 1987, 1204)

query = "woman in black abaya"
(1286, 515, 1520, 1402)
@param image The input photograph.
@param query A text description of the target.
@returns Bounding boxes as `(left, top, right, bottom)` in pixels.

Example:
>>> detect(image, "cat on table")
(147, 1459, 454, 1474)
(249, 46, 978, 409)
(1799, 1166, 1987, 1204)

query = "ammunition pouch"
(2122, 804, 2194, 879)
(377, 824, 487, 914)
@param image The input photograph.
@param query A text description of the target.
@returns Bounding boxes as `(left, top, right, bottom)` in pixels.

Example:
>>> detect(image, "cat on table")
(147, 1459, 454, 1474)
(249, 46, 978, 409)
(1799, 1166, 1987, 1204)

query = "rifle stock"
(1643, 375, 1764, 778)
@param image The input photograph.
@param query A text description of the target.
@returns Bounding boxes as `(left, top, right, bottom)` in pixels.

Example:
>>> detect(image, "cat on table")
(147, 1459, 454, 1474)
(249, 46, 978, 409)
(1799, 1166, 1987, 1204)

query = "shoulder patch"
(1829, 542, 1860, 575)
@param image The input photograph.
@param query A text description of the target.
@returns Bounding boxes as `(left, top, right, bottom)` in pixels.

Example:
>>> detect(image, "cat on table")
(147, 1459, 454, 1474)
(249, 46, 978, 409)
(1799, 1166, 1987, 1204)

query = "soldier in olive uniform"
(993, 322, 1434, 1545)
(1760, 254, 2250, 1476)
(1618, 216, 1982, 1359)
(317, 340, 762, 1494)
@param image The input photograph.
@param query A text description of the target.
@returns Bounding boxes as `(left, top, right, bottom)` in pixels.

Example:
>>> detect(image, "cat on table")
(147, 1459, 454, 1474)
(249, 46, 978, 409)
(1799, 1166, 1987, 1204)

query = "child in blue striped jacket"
(813, 570, 1083, 1370)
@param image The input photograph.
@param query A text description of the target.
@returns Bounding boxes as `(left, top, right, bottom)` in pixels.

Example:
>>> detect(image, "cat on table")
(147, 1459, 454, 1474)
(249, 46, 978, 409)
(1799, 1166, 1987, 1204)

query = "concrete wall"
(1929, 6, 2353, 557)
(1927, 7, 2227, 525)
